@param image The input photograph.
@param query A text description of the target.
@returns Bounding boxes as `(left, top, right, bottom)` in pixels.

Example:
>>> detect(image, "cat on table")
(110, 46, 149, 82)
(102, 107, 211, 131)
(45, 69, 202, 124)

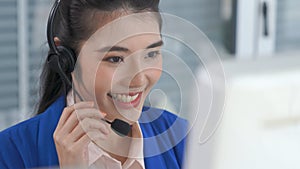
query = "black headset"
(46, 0, 83, 101)
(47, 0, 75, 75)
(47, 0, 76, 83)
(46, 0, 131, 136)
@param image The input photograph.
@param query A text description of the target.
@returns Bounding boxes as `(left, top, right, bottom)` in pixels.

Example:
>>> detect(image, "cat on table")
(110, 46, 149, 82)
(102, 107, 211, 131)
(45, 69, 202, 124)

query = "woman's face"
(73, 13, 162, 124)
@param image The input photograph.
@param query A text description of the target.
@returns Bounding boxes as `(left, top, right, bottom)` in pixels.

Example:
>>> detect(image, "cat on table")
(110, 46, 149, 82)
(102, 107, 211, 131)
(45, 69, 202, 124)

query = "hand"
(53, 102, 109, 168)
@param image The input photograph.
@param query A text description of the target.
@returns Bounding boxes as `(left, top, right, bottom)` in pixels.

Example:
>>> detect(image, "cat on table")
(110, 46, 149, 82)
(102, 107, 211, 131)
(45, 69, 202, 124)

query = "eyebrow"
(99, 40, 164, 53)
(146, 40, 164, 49)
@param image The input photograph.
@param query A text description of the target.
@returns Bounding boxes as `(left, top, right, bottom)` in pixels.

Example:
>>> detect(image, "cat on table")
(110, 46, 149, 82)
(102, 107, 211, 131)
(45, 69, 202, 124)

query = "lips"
(110, 93, 139, 103)
(108, 92, 142, 109)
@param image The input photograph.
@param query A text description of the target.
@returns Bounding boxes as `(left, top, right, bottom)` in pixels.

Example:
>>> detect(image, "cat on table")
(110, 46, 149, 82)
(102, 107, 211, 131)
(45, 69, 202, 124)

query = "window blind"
(0, 0, 19, 130)
(160, 0, 222, 42)
(27, 0, 51, 114)
(276, 0, 300, 52)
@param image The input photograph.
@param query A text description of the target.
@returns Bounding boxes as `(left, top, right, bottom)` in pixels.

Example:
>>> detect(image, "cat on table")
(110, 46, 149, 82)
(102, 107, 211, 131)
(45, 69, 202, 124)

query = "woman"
(0, 0, 187, 168)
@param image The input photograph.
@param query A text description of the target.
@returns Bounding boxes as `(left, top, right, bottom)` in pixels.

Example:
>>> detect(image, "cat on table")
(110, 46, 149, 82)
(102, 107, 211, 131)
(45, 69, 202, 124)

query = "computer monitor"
(184, 54, 300, 169)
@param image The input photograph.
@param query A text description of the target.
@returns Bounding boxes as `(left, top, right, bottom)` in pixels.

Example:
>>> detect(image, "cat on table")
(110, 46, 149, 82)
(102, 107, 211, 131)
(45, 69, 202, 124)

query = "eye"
(103, 56, 124, 63)
(146, 51, 160, 58)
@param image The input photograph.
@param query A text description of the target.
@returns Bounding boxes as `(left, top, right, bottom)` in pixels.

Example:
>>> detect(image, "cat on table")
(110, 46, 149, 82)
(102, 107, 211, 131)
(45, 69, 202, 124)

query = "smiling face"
(72, 12, 162, 124)
(95, 34, 163, 123)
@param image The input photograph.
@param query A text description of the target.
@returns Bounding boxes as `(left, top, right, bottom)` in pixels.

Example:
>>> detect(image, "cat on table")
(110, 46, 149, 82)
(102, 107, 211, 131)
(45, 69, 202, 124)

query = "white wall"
(185, 53, 300, 169)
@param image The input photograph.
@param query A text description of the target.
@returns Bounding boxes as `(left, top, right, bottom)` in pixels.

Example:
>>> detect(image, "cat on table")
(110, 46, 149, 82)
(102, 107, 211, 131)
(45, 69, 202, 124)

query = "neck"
(108, 128, 133, 164)
(93, 122, 138, 163)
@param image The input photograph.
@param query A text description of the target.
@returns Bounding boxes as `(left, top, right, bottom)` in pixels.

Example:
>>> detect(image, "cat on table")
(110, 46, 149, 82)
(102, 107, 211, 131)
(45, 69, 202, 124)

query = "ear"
(54, 37, 61, 46)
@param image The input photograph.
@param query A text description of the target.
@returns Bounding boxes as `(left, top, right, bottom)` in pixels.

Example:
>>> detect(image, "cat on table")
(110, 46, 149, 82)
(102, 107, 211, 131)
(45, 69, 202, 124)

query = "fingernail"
(87, 102, 94, 107)
(101, 112, 107, 117)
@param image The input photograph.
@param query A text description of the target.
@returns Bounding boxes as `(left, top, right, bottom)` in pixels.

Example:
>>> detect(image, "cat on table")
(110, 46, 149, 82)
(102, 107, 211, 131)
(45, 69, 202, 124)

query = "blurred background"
(0, 0, 299, 168)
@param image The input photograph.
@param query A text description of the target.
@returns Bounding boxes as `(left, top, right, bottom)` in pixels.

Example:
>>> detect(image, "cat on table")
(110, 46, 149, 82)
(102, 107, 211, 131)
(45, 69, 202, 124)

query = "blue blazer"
(0, 96, 187, 169)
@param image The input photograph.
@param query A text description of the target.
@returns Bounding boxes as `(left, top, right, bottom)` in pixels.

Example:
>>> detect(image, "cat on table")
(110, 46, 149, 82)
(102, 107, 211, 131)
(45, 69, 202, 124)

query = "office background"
(0, 0, 226, 129)
(1, 0, 299, 129)
(0, 0, 300, 168)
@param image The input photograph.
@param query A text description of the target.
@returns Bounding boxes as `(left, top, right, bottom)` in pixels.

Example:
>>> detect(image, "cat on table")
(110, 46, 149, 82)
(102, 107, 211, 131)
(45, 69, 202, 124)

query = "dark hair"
(36, 0, 161, 115)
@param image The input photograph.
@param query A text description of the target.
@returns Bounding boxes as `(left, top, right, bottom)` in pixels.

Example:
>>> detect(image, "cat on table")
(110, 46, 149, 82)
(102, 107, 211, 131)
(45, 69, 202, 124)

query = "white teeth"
(121, 95, 126, 102)
(126, 95, 130, 102)
(117, 94, 122, 101)
(110, 93, 139, 103)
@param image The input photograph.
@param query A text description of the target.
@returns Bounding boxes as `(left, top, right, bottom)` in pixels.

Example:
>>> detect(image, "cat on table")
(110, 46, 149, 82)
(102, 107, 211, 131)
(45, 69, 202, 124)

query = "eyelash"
(103, 56, 124, 63)
(103, 50, 161, 64)
(146, 51, 160, 58)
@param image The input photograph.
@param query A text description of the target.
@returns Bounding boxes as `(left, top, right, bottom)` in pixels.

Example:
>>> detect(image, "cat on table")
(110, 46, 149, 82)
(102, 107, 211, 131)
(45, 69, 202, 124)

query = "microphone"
(103, 119, 131, 137)
(48, 56, 132, 137)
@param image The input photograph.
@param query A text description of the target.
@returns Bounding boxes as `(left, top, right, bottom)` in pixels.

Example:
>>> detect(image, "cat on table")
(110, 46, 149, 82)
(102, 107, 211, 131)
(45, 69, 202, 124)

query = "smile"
(110, 93, 140, 103)
(107, 91, 143, 109)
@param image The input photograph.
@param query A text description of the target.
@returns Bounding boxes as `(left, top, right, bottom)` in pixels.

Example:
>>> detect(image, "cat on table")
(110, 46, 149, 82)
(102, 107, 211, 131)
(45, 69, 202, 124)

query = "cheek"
(150, 69, 162, 85)
(148, 62, 162, 87)
(94, 67, 114, 97)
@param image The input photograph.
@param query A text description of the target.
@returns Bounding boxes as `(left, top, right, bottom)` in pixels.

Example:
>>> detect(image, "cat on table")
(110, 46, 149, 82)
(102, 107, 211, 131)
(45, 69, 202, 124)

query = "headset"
(46, 0, 131, 137)
(46, 0, 82, 100)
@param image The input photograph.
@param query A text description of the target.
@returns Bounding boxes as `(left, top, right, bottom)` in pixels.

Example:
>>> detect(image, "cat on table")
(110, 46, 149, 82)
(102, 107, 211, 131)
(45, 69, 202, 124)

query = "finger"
(76, 134, 91, 163)
(69, 124, 109, 143)
(59, 102, 95, 134)
(75, 134, 91, 150)
(56, 105, 75, 130)
(56, 102, 93, 130)
(76, 108, 107, 121)
(79, 118, 110, 135)
(70, 134, 91, 165)
(74, 101, 94, 109)
(59, 110, 79, 136)
(87, 130, 108, 141)
(65, 123, 86, 143)
(66, 117, 109, 143)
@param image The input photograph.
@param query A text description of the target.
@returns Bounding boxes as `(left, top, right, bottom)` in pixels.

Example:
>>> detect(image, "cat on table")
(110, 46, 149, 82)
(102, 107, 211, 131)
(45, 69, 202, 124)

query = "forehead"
(85, 12, 161, 50)
(115, 33, 162, 52)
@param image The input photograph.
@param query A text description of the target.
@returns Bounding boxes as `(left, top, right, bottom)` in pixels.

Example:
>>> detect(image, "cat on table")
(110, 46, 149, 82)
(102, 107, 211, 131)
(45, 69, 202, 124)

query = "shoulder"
(140, 106, 188, 135)
(140, 107, 188, 168)
(139, 106, 188, 148)
(0, 96, 65, 168)
(0, 114, 41, 147)
(0, 95, 65, 140)
(0, 114, 41, 167)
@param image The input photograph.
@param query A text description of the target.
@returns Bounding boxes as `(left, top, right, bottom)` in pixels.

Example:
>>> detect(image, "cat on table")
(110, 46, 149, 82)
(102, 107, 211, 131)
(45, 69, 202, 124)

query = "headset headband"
(47, 0, 61, 54)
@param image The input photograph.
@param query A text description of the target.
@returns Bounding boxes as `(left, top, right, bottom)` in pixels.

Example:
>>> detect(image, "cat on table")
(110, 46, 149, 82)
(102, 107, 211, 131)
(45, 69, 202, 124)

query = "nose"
(129, 70, 146, 88)
(115, 52, 150, 89)
(128, 57, 148, 87)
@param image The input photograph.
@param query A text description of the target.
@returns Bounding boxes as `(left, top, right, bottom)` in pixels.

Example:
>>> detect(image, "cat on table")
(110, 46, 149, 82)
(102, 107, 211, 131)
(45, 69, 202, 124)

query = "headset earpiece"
(47, 45, 75, 74)
(56, 45, 76, 73)
(47, 53, 60, 73)
(47, 50, 73, 89)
